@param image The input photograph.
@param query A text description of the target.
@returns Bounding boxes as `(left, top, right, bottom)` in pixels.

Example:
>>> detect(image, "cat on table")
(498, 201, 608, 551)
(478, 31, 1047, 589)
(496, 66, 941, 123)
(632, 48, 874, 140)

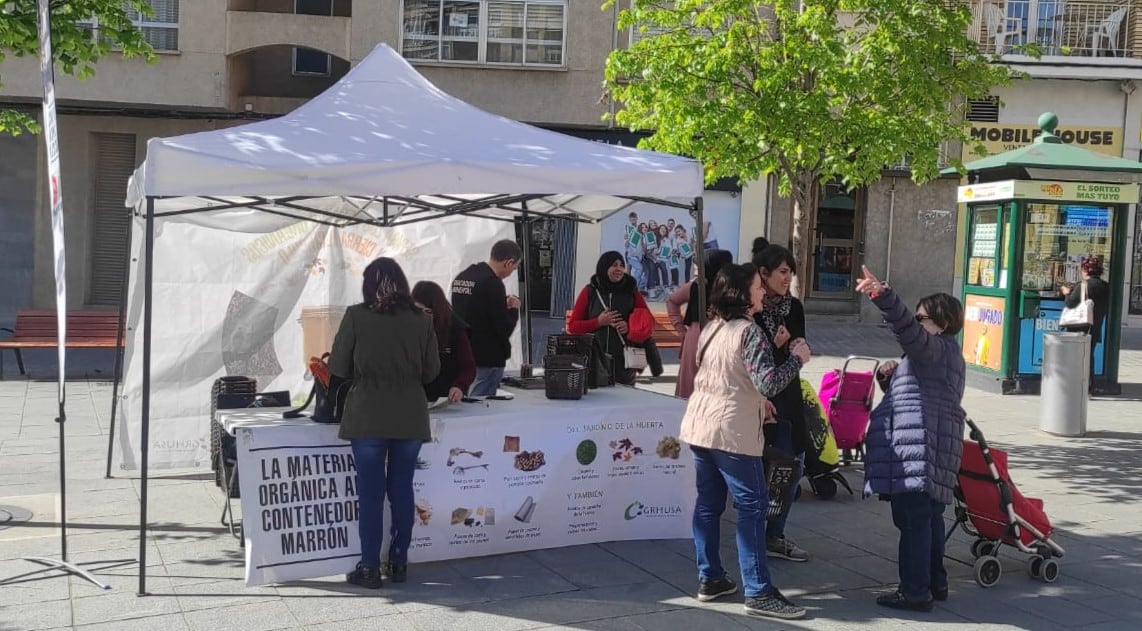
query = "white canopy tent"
(119, 43, 705, 594)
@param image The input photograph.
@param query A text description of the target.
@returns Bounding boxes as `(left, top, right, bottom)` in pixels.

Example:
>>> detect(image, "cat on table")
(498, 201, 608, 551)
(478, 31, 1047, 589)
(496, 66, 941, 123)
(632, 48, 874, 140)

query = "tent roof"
(128, 44, 704, 225)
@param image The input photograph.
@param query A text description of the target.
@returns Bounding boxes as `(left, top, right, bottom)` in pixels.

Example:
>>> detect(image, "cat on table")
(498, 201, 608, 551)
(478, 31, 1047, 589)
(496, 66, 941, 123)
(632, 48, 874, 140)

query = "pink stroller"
(818, 356, 879, 465)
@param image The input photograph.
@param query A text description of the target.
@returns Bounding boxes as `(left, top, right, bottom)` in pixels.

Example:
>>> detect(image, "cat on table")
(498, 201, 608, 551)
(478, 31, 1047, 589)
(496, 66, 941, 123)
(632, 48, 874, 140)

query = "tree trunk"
(789, 172, 818, 300)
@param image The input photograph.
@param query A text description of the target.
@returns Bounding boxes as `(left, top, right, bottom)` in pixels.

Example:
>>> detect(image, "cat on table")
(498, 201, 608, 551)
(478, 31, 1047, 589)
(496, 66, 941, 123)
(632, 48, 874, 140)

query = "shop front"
(953, 114, 1142, 394)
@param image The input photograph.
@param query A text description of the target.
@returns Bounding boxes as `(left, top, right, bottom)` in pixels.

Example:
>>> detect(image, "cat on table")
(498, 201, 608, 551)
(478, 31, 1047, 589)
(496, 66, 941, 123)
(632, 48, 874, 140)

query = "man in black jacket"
(451, 240, 522, 396)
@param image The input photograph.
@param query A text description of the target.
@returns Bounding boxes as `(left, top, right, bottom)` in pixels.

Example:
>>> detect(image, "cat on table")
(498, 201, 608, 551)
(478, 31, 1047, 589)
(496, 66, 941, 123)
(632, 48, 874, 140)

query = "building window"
(295, 0, 333, 16)
(89, 133, 136, 307)
(80, 0, 180, 52)
(401, 0, 566, 67)
(293, 47, 332, 76)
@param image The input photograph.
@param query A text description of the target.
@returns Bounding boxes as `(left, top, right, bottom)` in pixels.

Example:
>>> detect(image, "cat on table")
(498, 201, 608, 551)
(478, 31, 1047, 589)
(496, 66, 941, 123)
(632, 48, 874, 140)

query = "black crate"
(544, 354, 589, 400)
(210, 376, 256, 494)
(546, 334, 594, 357)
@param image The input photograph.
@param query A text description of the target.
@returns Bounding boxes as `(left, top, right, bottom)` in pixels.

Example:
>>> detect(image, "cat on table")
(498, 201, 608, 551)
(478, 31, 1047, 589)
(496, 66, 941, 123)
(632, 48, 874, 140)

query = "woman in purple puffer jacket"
(855, 266, 966, 613)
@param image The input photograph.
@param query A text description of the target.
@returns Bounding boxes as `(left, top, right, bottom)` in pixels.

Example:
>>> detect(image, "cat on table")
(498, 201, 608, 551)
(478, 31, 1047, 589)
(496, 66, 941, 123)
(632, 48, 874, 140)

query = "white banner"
(37, 0, 67, 403)
(235, 394, 694, 586)
(114, 216, 518, 471)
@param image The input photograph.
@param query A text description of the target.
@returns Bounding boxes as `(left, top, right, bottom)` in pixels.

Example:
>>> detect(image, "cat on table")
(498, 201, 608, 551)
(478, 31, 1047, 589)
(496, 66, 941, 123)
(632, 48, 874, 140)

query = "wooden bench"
(563, 310, 683, 349)
(0, 310, 124, 377)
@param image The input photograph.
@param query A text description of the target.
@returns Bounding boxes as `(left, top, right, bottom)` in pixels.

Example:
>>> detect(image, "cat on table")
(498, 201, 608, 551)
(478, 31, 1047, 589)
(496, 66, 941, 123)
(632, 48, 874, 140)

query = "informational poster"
(600, 192, 741, 303)
(962, 294, 1006, 372)
(236, 397, 694, 586)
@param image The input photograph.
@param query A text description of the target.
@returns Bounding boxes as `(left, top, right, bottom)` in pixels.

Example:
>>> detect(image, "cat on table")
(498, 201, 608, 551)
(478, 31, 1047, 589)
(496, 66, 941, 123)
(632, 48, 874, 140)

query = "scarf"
(592, 251, 633, 293)
(756, 292, 792, 339)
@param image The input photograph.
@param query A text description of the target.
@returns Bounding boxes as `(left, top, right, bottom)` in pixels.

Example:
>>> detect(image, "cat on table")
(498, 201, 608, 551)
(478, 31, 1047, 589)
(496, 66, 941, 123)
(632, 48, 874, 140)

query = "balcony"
(969, 0, 1142, 64)
(226, 10, 350, 60)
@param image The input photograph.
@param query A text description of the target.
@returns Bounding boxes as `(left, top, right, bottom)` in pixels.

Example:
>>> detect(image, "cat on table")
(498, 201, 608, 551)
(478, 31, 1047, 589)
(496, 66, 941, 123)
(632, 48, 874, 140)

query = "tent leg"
(106, 208, 134, 479)
(518, 211, 534, 365)
(693, 197, 706, 319)
(138, 198, 155, 597)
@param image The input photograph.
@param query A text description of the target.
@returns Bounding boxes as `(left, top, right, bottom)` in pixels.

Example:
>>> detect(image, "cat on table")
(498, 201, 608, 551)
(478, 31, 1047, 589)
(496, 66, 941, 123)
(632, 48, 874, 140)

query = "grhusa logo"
(1040, 184, 1064, 197)
(624, 501, 683, 521)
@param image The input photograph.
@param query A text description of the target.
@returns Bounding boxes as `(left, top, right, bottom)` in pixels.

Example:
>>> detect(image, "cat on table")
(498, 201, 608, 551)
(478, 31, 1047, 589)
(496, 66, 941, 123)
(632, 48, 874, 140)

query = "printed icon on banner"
(514, 449, 546, 472)
(451, 506, 494, 527)
(415, 499, 433, 526)
(655, 436, 682, 459)
(452, 463, 488, 476)
(503, 435, 520, 452)
(514, 496, 536, 523)
(576, 439, 597, 466)
(447, 447, 484, 467)
(624, 500, 684, 521)
(610, 438, 643, 462)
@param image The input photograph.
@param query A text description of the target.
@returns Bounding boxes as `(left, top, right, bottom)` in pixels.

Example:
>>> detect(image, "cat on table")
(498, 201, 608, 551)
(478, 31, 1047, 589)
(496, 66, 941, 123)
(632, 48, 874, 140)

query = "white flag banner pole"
(8, 0, 112, 591)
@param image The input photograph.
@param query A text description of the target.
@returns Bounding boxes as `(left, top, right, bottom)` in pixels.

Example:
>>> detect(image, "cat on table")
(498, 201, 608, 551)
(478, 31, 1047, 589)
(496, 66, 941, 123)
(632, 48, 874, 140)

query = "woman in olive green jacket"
(331, 257, 439, 589)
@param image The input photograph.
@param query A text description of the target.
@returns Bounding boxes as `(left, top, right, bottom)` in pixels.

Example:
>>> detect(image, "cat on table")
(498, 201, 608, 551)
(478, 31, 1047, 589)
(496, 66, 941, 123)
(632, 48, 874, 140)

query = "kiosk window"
(1022, 204, 1112, 292)
(967, 206, 1001, 287)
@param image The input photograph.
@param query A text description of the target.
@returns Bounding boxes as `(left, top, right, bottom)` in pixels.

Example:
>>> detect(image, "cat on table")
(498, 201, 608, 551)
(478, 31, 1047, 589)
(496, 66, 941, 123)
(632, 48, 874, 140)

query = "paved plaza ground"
(2, 320, 1141, 630)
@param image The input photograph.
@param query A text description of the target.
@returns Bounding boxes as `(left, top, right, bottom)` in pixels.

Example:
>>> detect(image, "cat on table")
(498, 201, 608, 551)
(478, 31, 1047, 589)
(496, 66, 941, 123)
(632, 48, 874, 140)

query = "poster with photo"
(600, 191, 742, 303)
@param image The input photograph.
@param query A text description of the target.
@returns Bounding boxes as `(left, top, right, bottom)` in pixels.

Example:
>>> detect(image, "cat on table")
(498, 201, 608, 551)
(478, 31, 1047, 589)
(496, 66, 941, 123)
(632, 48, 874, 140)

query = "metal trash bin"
(1040, 332, 1089, 437)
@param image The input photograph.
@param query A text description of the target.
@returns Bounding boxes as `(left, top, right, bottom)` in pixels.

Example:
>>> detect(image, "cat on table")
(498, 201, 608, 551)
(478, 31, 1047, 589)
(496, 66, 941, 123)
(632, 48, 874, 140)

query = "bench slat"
(2, 309, 124, 351)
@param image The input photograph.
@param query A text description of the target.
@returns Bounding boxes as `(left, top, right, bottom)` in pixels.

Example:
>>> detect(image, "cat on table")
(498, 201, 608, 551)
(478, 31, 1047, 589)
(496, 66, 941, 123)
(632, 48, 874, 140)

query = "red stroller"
(818, 356, 879, 464)
(950, 418, 1065, 587)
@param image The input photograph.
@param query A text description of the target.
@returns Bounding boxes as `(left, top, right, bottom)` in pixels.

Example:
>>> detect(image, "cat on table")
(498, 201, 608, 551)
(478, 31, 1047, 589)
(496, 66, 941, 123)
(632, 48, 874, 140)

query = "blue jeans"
(890, 492, 948, 601)
(766, 420, 803, 541)
(691, 446, 775, 598)
(470, 366, 505, 397)
(350, 438, 423, 569)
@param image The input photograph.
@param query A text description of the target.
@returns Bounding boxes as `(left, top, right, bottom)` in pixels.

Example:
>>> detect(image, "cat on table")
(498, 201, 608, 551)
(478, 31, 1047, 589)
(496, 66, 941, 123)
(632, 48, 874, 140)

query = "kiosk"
(949, 113, 1142, 395)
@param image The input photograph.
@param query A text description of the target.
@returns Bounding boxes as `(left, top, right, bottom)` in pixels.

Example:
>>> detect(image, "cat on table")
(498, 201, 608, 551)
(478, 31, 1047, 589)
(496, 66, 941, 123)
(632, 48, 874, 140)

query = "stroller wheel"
(813, 477, 838, 500)
(1039, 558, 1060, 583)
(971, 539, 997, 559)
(973, 557, 1002, 588)
(1026, 556, 1043, 579)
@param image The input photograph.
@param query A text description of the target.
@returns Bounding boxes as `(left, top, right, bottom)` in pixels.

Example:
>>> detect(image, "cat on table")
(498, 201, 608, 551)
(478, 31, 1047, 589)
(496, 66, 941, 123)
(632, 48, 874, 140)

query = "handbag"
(1059, 280, 1094, 327)
(594, 289, 648, 371)
(283, 354, 352, 423)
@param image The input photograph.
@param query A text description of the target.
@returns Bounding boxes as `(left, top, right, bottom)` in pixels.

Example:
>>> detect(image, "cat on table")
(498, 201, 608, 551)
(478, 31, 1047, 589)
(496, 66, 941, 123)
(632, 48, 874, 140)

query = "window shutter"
(88, 133, 136, 307)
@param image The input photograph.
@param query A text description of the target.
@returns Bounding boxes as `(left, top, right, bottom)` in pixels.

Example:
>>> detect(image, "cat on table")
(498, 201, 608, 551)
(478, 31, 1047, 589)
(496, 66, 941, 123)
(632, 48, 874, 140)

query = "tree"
(0, 0, 154, 135)
(604, 0, 1015, 295)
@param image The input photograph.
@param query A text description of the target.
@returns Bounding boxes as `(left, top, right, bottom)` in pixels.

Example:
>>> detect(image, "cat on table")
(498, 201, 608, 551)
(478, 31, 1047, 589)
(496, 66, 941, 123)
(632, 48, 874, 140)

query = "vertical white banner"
(37, 0, 67, 403)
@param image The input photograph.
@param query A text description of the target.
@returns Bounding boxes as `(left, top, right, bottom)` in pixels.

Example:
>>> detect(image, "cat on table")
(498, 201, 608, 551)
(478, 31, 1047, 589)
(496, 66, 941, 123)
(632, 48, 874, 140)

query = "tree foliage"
(0, 0, 154, 134)
(604, 0, 1015, 290)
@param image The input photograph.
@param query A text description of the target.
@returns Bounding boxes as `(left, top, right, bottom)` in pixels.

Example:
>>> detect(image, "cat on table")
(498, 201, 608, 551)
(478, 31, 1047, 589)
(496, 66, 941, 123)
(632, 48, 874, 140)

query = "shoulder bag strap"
(695, 321, 726, 368)
(1081, 279, 1088, 302)
(595, 288, 629, 349)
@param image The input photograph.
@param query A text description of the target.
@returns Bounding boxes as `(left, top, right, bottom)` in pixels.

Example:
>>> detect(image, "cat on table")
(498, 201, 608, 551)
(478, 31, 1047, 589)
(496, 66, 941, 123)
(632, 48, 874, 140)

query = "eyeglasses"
(915, 314, 932, 323)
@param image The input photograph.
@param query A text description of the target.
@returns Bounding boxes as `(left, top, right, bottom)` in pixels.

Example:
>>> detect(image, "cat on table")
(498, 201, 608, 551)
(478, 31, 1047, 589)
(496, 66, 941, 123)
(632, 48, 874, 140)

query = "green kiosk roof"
(942, 113, 1142, 182)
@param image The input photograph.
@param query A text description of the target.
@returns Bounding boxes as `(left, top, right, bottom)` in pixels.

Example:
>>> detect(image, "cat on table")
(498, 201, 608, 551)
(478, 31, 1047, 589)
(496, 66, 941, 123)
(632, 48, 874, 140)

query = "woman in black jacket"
(412, 281, 476, 403)
(1060, 256, 1111, 389)
(752, 245, 810, 563)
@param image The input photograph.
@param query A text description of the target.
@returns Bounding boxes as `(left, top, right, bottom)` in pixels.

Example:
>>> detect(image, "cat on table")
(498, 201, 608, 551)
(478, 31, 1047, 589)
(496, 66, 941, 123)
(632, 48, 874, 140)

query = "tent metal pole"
(106, 207, 134, 478)
(137, 197, 155, 597)
(693, 197, 706, 321)
(518, 209, 534, 366)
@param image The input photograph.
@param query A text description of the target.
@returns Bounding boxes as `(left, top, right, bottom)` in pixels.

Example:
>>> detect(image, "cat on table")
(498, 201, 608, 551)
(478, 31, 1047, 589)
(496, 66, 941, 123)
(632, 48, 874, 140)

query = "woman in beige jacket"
(679, 263, 810, 620)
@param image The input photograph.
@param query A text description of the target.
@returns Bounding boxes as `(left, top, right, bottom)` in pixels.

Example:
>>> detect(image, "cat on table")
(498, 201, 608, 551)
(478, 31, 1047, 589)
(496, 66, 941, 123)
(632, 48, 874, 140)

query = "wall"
(0, 0, 230, 110)
(0, 132, 39, 325)
(860, 176, 960, 323)
(27, 116, 246, 309)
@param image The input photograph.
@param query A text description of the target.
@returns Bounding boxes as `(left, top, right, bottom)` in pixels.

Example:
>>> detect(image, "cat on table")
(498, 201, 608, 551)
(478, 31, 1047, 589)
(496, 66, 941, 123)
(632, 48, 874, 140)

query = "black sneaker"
(876, 590, 933, 612)
(346, 563, 383, 589)
(387, 563, 408, 584)
(696, 576, 738, 602)
(931, 586, 948, 602)
(744, 589, 807, 619)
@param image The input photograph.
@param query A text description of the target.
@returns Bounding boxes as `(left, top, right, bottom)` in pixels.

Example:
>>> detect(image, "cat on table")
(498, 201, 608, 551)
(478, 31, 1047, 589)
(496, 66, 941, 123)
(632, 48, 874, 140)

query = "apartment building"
(0, 0, 766, 322)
